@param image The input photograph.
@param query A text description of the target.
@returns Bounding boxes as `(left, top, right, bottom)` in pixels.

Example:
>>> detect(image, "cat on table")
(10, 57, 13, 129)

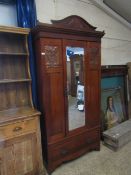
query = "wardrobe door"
(86, 41, 101, 128)
(37, 38, 66, 143)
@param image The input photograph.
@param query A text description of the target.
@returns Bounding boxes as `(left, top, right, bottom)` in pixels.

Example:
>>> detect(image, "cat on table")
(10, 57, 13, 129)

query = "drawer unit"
(0, 118, 37, 139)
(48, 129, 100, 171)
(0, 116, 44, 175)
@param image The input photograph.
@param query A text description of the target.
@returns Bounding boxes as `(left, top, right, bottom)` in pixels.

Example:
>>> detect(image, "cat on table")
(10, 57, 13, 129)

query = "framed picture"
(101, 87, 126, 131)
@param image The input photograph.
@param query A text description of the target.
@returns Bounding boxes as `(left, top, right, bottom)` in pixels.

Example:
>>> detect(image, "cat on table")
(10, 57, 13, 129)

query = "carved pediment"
(33, 15, 105, 39)
(51, 15, 97, 32)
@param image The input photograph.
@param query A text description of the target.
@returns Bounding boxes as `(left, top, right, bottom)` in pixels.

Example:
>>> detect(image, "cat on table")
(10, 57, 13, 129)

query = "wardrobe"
(32, 15, 104, 173)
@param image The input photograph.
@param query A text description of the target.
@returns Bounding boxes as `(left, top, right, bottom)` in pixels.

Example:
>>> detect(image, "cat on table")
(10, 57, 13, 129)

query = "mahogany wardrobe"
(32, 15, 104, 174)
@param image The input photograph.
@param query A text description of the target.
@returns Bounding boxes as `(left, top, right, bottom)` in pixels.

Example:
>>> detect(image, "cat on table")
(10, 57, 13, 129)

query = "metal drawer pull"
(87, 138, 97, 144)
(41, 52, 45, 56)
(13, 126, 22, 132)
(87, 139, 92, 144)
(61, 149, 68, 156)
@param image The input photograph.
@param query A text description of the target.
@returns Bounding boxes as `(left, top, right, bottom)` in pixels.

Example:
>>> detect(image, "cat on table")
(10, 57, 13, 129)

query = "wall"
(0, 4, 17, 26)
(36, 0, 131, 65)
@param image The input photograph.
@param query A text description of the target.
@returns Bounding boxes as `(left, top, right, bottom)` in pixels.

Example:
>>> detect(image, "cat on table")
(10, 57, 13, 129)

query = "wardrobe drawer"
(49, 129, 100, 162)
(0, 118, 37, 139)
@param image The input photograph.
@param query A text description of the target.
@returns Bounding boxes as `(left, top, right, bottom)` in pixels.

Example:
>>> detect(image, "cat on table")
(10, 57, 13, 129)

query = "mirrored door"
(66, 46, 85, 131)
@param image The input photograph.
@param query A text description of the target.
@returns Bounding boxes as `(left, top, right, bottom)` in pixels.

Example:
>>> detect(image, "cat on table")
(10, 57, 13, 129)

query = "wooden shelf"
(0, 52, 28, 56)
(0, 106, 40, 125)
(0, 79, 31, 84)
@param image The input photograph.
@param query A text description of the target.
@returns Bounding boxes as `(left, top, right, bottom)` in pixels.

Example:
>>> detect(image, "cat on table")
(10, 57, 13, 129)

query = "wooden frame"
(101, 65, 128, 119)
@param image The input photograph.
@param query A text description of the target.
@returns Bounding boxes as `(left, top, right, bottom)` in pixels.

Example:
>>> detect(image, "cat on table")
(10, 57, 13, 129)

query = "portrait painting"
(101, 87, 125, 131)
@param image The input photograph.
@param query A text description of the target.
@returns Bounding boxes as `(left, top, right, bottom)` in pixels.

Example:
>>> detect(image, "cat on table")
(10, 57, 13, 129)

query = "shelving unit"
(0, 26, 44, 175)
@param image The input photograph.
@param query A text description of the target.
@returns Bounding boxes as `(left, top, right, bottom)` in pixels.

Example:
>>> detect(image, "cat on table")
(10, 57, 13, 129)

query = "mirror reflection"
(66, 47, 85, 131)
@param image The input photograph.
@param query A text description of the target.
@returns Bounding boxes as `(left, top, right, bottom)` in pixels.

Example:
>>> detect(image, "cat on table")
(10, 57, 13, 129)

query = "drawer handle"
(13, 126, 22, 132)
(61, 149, 68, 156)
(41, 52, 45, 56)
(87, 139, 92, 144)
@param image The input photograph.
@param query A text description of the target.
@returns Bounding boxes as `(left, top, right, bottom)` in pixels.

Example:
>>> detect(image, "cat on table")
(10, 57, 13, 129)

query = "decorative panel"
(41, 38, 62, 68)
(87, 42, 100, 70)
(44, 46, 59, 67)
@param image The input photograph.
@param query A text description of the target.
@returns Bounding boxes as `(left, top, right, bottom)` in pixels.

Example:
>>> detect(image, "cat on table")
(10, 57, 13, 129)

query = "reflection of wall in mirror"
(66, 47, 84, 97)
(70, 55, 84, 97)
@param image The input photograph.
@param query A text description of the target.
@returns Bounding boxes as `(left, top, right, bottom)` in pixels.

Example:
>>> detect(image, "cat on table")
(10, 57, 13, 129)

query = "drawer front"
(48, 129, 100, 162)
(0, 118, 37, 139)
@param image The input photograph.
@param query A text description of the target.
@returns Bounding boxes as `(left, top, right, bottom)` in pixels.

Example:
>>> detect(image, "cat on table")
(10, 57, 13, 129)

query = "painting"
(101, 87, 125, 131)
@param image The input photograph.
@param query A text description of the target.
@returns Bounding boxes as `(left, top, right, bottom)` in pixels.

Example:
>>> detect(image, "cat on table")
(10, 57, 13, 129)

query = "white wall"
(36, 0, 131, 65)
(0, 4, 17, 26)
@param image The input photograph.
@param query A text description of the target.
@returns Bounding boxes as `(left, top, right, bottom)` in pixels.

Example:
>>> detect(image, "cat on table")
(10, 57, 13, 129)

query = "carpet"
(47, 141, 131, 175)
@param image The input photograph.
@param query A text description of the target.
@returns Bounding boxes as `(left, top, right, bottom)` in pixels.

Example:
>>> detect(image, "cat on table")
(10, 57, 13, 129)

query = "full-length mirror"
(66, 47, 85, 131)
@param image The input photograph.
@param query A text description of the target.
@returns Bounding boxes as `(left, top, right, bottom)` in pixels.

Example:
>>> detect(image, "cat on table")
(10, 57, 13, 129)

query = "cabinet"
(0, 26, 44, 175)
(32, 15, 104, 173)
